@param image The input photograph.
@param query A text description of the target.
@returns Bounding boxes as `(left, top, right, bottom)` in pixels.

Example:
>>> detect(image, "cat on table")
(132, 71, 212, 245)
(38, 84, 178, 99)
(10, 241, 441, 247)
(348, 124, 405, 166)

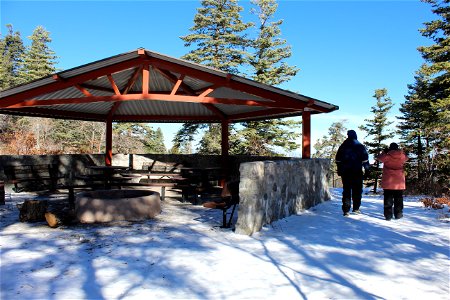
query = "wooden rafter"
(80, 83, 114, 93)
(142, 65, 149, 94)
(147, 57, 332, 113)
(3, 93, 305, 110)
(108, 101, 122, 117)
(74, 84, 93, 97)
(153, 67, 196, 95)
(228, 107, 301, 121)
(107, 74, 121, 95)
(122, 66, 142, 95)
(0, 57, 146, 107)
(170, 75, 185, 95)
(113, 114, 221, 122)
(203, 103, 226, 120)
(0, 107, 105, 121)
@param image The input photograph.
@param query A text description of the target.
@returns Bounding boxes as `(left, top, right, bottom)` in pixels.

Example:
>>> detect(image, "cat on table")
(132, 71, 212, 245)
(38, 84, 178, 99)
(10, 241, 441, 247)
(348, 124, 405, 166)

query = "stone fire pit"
(75, 189, 161, 223)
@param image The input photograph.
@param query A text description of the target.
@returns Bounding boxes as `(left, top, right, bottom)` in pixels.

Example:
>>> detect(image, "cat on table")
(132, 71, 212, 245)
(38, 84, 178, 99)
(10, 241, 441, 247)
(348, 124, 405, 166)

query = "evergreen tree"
(177, 0, 252, 153)
(313, 121, 347, 186)
(0, 24, 25, 90)
(419, 0, 449, 188)
(236, 119, 300, 156)
(398, 71, 432, 183)
(177, 0, 301, 155)
(359, 89, 395, 193)
(237, 0, 300, 156)
(145, 127, 167, 154)
(19, 26, 57, 83)
(197, 124, 222, 154)
(399, 0, 449, 193)
(113, 123, 155, 154)
(248, 0, 298, 85)
(181, 0, 252, 74)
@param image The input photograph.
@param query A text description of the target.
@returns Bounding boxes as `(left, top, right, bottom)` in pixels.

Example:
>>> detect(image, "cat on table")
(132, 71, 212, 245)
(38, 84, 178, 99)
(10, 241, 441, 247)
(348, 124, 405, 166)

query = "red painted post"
(302, 111, 311, 159)
(105, 118, 113, 166)
(221, 120, 230, 186)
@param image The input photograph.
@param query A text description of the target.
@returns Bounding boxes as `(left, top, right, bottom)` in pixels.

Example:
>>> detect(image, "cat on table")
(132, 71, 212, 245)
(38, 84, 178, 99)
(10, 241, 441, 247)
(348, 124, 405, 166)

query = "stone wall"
(235, 159, 331, 235)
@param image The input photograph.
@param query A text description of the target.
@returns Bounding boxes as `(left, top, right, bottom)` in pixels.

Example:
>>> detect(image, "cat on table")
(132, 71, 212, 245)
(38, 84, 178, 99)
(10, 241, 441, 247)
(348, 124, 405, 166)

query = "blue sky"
(1, 0, 434, 154)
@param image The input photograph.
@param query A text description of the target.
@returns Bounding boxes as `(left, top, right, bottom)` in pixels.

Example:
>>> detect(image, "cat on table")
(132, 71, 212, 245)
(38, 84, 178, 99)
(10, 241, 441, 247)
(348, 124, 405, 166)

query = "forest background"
(0, 0, 448, 194)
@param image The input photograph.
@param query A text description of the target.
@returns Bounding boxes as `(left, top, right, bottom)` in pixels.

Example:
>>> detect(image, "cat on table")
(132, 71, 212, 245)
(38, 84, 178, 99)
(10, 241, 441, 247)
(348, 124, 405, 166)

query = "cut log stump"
(17, 200, 48, 222)
(17, 199, 75, 227)
(45, 204, 76, 228)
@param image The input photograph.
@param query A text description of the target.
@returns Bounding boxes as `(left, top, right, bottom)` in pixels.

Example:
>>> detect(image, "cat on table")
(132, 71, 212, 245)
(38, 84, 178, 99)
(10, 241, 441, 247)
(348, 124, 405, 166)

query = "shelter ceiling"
(0, 49, 338, 123)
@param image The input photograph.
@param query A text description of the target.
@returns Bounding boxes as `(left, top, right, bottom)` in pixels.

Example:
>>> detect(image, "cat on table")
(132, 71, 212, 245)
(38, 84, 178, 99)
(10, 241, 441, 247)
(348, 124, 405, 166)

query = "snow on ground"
(1, 188, 449, 300)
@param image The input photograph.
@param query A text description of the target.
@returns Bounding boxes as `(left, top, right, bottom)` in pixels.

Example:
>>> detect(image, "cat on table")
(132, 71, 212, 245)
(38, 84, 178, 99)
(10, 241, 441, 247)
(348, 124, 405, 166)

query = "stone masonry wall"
(235, 159, 331, 235)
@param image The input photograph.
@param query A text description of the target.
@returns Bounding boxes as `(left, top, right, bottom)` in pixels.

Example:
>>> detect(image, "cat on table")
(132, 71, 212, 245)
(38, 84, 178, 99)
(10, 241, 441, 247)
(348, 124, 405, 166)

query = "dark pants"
(341, 172, 363, 213)
(384, 189, 404, 219)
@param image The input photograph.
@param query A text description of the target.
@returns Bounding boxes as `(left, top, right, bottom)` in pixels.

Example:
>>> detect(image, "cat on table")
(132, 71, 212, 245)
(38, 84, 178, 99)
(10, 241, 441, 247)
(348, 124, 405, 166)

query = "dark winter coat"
(376, 150, 408, 190)
(335, 137, 369, 176)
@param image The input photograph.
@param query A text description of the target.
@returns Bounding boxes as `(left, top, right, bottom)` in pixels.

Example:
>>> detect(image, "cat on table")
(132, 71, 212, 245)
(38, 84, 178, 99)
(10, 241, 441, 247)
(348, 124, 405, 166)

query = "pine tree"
(178, 0, 252, 154)
(398, 71, 433, 183)
(0, 24, 25, 90)
(313, 121, 347, 186)
(197, 124, 222, 154)
(419, 0, 450, 188)
(248, 0, 298, 85)
(237, 0, 301, 156)
(177, 0, 301, 155)
(236, 119, 300, 156)
(399, 0, 449, 193)
(359, 89, 395, 193)
(145, 127, 167, 154)
(181, 0, 252, 74)
(19, 26, 57, 83)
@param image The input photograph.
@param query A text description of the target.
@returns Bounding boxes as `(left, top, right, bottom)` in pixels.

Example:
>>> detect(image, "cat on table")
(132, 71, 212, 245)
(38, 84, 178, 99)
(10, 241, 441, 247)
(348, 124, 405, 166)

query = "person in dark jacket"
(375, 143, 408, 220)
(335, 130, 370, 216)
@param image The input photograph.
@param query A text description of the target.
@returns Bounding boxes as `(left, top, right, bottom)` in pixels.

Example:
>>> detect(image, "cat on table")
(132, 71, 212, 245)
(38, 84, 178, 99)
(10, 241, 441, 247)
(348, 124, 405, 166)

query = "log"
(17, 199, 75, 227)
(45, 203, 76, 228)
(17, 200, 48, 222)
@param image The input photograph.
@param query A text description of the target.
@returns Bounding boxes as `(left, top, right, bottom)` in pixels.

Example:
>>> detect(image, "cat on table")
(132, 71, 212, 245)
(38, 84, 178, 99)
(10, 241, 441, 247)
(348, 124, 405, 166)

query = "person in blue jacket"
(335, 130, 370, 216)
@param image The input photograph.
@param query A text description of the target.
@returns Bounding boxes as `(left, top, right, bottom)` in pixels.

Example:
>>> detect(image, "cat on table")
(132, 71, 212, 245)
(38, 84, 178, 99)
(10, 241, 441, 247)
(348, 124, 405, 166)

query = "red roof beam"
(0, 57, 146, 107)
(147, 56, 331, 113)
(2, 94, 309, 110)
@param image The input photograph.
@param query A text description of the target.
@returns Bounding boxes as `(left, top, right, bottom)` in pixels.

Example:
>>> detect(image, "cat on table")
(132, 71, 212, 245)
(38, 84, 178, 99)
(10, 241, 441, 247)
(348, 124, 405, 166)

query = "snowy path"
(1, 189, 449, 300)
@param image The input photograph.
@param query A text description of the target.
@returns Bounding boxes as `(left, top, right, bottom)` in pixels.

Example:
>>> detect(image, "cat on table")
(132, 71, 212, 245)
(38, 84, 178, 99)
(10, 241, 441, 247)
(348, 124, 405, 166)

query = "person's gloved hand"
(363, 167, 371, 180)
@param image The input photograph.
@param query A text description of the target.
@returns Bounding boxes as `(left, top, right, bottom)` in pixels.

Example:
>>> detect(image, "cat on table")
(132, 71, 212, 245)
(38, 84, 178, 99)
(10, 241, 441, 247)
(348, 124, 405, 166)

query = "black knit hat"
(389, 142, 399, 150)
(347, 130, 357, 139)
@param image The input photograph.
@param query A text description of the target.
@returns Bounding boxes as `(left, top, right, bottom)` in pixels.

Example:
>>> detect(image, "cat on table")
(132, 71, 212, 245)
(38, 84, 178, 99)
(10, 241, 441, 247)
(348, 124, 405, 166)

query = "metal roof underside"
(0, 49, 339, 123)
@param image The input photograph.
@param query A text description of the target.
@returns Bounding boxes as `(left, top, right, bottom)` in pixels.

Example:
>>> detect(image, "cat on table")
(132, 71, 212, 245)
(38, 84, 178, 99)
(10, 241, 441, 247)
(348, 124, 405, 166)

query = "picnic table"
(83, 165, 131, 189)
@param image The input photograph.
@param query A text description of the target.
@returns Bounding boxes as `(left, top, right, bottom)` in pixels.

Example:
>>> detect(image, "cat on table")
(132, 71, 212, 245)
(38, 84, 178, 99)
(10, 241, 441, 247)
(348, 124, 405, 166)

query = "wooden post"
(221, 120, 229, 157)
(302, 111, 311, 159)
(105, 117, 113, 166)
(221, 120, 230, 186)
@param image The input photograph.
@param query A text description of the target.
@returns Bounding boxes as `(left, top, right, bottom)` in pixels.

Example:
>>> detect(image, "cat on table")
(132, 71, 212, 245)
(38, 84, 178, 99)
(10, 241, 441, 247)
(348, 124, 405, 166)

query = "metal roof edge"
(1, 48, 339, 113)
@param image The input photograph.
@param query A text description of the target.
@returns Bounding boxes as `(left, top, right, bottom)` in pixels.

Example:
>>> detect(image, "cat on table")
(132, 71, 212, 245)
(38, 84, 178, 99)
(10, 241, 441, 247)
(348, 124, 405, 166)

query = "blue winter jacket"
(335, 138, 369, 175)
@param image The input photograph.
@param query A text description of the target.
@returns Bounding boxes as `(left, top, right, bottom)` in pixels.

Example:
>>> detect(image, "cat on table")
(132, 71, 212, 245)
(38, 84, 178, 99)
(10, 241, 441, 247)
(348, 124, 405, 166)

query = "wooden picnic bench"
(203, 180, 239, 228)
(3, 164, 64, 193)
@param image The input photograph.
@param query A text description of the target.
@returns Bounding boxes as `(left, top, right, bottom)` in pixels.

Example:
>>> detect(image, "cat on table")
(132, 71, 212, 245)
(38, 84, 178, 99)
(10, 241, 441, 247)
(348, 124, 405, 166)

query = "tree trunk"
(17, 199, 75, 227)
(45, 200, 76, 228)
(17, 200, 48, 222)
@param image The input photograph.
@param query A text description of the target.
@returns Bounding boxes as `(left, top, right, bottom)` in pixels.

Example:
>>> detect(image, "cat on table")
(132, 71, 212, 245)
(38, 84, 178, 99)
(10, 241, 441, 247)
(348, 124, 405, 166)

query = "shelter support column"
(221, 120, 230, 185)
(221, 120, 229, 157)
(105, 117, 113, 166)
(302, 111, 311, 159)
